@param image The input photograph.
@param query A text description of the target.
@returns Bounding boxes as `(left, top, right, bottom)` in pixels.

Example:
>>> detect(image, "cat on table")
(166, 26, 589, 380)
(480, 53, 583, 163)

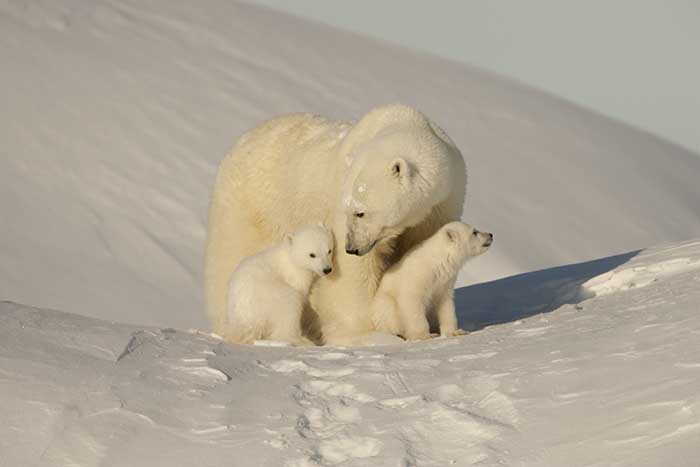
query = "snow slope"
(2, 0, 700, 329)
(3, 240, 700, 466)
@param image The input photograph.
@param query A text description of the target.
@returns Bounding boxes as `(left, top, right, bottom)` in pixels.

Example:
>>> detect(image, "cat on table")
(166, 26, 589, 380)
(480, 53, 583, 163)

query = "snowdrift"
(2, 240, 700, 466)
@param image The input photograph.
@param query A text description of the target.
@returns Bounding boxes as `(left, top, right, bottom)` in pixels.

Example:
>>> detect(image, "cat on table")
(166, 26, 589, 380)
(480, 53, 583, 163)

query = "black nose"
(323, 267, 332, 275)
(346, 248, 359, 255)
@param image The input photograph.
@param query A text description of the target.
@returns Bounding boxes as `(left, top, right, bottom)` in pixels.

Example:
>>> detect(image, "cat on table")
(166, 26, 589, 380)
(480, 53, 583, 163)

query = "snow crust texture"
(2, 240, 700, 466)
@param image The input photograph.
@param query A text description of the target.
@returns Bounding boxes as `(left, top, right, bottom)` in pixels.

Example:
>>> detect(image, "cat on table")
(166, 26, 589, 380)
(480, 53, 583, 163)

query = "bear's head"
(286, 224, 335, 276)
(440, 221, 493, 265)
(341, 126, 455, 256)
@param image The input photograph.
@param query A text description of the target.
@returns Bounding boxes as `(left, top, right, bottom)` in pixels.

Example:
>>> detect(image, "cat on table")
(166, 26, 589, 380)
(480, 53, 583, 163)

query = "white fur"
(220, 225, 333, 345)
(206, 105, 466, 344)
(371, 222, 493, 340)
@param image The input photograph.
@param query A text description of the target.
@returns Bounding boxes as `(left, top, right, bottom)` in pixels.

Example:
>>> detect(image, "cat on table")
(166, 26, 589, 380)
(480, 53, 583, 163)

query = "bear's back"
(226, 113, 348, 235)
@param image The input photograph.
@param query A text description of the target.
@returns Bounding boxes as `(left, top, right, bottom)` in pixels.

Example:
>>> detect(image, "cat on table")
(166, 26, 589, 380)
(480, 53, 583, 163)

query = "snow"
(2, 1, 700, 465)
(2, 0, 700, 329)
(3, 240, 700, 466)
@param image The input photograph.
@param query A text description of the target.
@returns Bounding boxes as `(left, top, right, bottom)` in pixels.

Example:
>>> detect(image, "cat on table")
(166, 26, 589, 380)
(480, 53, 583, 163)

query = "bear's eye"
(355, 212, 365, 218)
(309, 253, 316, 258)
(328, 250, 332, 254)
(472, 231, 478, 237)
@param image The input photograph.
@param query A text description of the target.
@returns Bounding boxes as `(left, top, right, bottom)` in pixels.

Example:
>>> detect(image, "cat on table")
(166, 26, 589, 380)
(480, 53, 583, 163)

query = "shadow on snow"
(455, 249, 641, 332)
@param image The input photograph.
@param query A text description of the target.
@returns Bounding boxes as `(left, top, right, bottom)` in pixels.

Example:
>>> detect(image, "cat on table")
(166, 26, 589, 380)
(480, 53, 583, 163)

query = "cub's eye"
(355, 212, 365, 218)
(472, 231, 478, 237)
(309, 253, 316, 258)
(328, 250, 332, 254)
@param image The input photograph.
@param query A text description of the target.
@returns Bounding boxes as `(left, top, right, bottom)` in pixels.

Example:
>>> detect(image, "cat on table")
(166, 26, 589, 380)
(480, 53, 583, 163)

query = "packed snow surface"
(2, 0, 700, 329)
(2, 240, 700, 466)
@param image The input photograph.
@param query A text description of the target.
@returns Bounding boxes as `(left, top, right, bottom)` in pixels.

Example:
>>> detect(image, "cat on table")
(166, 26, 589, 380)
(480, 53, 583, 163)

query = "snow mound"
(583, 241, 700, 296)
(3, 239, 700, 466)
(2, 0, 700, 329)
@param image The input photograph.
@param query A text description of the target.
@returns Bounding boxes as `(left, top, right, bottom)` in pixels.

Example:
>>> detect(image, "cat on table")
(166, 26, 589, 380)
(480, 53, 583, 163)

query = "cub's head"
(440, 221, 493, 262)
(286, 224, 335, 276)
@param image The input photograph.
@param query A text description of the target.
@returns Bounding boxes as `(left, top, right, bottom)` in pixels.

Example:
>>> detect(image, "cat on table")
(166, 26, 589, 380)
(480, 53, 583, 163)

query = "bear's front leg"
(398, 295, 431, 341)
(436, 292, 466, 337)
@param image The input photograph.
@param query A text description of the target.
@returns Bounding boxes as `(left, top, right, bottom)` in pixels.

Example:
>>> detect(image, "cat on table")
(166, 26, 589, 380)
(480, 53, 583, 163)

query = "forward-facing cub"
(371, 221, 493, 340)
(222, 224, 334, 345)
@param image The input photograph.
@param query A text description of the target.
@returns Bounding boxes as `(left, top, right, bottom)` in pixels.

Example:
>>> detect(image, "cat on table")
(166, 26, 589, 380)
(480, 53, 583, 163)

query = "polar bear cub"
(222, 224, 334, 345)
(371, 222, 493, 341)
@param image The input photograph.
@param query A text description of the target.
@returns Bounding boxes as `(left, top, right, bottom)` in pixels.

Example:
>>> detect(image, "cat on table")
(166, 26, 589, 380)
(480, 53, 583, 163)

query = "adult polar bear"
(206, 105, 467, 344)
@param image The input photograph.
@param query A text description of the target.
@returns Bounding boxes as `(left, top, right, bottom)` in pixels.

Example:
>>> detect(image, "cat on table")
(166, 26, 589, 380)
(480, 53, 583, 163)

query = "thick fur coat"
(220, 225, 333, 345)
(206, 105, 467, 344)
(371, 222, 493, 340)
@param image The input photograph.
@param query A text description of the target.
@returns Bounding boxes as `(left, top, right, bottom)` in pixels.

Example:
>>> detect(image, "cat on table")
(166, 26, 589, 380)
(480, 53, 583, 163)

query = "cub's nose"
(483, 233, 494, 246)
(323, 267, 333, 275)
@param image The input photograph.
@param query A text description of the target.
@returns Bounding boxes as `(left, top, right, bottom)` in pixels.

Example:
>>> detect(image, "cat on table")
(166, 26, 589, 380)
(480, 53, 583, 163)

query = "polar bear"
(220, 224, 334, 345)
(206, 104, 466, 344)
(371, 222, 493, 341)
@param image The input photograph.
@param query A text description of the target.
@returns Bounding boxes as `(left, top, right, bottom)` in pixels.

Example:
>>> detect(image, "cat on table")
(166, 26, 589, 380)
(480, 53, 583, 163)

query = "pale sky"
(248, 0, 700, 155)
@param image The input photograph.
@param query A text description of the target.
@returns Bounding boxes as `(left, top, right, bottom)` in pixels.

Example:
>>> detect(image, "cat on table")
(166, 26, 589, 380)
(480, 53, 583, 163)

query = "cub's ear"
(389, 158, 410, 180)
(285, 234, 293, 246)
(445, 229, 456, 243)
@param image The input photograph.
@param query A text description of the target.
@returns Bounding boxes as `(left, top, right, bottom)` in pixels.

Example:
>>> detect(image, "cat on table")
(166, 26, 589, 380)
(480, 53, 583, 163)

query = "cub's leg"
(371, 292, 402, 335)
(398, 294, 431, 341)
(221, 281, 260, 344)
(266, 291, 307, 345)
(436, 290, 466, 337)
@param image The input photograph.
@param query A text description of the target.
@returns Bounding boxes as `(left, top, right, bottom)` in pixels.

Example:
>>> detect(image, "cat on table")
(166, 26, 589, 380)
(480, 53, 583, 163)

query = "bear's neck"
(395, 235, 468, 288)
(273, 246, 314, 294)
(336, 234, 395, 298)
(431, 249, 468, 286)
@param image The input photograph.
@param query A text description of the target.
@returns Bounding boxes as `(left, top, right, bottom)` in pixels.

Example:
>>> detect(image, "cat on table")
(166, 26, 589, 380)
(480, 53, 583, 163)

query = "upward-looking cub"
(222, 224, 334, 345)
(371, 221, 493, 340)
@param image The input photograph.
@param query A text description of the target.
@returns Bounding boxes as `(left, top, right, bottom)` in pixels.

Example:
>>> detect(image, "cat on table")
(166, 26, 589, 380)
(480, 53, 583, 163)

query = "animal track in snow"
(398, 402, 499, 466)
(297, 403, 361, 440)
(290, 372, 381, 465)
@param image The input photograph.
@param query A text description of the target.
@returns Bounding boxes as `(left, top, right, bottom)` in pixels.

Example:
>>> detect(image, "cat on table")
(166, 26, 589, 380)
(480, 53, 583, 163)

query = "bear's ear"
(445, 228, 456, 243)
(389, 158, 410, 180)
(285, 234, 293, 246)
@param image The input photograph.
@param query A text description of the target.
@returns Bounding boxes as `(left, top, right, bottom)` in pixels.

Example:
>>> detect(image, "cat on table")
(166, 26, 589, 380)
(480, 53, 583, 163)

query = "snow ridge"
(5, 240, 700, 465)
